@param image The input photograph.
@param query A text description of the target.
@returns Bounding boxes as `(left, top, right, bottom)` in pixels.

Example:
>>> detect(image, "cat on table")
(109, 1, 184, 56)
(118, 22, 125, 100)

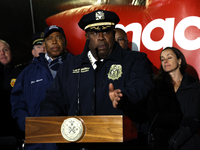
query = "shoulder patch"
(10, 78, 17, 87)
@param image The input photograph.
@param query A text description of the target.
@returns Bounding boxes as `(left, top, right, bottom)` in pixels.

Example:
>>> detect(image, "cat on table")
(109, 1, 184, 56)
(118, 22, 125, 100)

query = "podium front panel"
(25, 116, 125, 143)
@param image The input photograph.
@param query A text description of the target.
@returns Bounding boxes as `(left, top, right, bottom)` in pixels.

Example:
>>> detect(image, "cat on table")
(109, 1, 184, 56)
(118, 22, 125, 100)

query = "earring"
(179, 64, 181, 68)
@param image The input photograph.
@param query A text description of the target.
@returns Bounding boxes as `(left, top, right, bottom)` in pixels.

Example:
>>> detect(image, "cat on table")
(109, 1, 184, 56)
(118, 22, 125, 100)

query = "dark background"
(0, 0, 145, 66)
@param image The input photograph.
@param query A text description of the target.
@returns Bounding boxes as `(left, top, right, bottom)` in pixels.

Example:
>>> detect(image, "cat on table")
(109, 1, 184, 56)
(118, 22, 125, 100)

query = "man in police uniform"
(15, 32, 46, 70)
(30, 32, 46, 58)
(0, 39, 24, 149)
(40, 10, 154, 150)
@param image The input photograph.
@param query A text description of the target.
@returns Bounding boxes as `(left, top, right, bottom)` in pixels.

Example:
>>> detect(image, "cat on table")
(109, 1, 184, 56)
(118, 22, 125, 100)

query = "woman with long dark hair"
(147, 47, 200, 150)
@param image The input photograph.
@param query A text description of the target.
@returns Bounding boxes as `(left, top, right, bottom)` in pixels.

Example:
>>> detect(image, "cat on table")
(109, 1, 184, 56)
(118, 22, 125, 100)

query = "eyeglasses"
(117, 38, 127, 44)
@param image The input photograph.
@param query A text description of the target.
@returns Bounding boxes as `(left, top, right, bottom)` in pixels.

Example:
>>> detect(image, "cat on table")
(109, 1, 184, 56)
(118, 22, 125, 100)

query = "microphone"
(91, 47, 100, 115)
(75, 39, 90, 116)
(95, 47, 101, 72)
(95, 47, 100, 61)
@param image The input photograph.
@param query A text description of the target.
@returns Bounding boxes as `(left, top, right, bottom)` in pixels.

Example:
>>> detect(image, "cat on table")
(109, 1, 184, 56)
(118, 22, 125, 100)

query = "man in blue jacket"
(10, 25, 73, 150)
(40, 10, 154, 150)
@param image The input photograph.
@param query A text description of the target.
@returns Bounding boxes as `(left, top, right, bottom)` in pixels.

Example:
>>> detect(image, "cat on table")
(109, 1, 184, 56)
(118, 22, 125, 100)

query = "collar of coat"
(155, 72, 199, 94)
(179, 72, 200, 90)
(34, 52, 69, 65)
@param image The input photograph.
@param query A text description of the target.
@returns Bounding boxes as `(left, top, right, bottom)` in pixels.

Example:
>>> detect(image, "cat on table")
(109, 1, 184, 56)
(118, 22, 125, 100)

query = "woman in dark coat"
(147, 47, 200, 150)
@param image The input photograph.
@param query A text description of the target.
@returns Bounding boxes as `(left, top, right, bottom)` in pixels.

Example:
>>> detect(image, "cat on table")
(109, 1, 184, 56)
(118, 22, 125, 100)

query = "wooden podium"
(25, 115, 137, 144)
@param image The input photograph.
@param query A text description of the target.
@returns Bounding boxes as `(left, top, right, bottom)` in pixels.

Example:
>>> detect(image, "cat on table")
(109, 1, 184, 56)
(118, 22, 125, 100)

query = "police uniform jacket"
(40, 43, 154, 123)
(0, 63, 24, 141)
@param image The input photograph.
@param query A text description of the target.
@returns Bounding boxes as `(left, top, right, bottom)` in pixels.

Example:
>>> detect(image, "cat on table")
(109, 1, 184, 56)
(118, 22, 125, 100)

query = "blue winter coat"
(10, 52, 73, 150)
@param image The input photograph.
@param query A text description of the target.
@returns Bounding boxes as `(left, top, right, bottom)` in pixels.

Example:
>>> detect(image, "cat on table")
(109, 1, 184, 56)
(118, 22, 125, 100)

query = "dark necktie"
(92, 60, 103, 115)
(95, 60, 103, 73)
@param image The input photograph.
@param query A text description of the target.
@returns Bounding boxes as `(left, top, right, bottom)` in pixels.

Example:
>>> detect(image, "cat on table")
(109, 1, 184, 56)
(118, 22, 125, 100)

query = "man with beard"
(40, 10, 154, 150)
(10, 25, 73, 150)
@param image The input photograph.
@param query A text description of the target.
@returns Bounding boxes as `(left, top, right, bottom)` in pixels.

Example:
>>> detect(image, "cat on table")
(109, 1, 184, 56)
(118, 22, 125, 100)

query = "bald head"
(0, 40, 12, 66)
(114, 28, 129, 50)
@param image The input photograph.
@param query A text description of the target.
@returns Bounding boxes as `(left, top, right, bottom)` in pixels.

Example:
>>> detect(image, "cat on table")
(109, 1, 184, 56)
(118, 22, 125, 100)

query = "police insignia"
(107, 64, 122, 80)
(73, 67, 90, 73)
(10, 78, 16, 87)
(95, 10, 105, 20)
(40, 32, 44, 38)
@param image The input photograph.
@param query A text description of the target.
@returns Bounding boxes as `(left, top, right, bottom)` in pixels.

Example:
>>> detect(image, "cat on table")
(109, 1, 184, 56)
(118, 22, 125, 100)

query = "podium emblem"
(61, 117, 85, 142)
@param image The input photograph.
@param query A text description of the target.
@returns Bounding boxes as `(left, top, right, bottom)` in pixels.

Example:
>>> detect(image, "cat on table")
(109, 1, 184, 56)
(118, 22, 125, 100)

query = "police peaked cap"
(78, 9, 120, 31)
(30, 32, 44, 46)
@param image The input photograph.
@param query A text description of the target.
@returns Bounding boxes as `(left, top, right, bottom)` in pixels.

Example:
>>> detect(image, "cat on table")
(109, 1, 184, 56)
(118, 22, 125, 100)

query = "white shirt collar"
(45, 53, 53, 64)
(87, 51, 103, 70)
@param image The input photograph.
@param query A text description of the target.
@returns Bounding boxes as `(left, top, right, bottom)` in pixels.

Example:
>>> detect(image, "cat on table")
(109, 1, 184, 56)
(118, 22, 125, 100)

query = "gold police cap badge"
(40, 32, 44, 38)
(107, 64, 123, 81)
(10, 78, 17, 87)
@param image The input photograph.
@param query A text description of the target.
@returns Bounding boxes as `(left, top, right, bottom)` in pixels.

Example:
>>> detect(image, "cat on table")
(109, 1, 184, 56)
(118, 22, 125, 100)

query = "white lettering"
(174, 16, 200, 50)
(36, 79, 43, 82)
(31, 79, 43, 84)
(49, 25, 58, 30)
(117, 16, 200, 52)
(142, 18, 174, 51)
(31, 81, 35, 84)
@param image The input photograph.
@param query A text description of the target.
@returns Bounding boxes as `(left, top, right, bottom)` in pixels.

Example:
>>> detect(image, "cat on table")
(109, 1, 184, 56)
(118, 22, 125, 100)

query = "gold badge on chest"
(107, 64, 123, 81)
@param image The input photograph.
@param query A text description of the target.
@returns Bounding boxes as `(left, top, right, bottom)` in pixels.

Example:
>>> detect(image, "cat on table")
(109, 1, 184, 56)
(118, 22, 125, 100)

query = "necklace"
(174, 83, 181, 91)
(174, 80, 182, 92)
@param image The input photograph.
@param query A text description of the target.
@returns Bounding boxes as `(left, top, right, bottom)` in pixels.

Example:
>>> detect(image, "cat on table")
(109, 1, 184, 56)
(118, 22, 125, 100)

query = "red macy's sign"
(46, 0, 200, 78)
(117, 16, 200, 52)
